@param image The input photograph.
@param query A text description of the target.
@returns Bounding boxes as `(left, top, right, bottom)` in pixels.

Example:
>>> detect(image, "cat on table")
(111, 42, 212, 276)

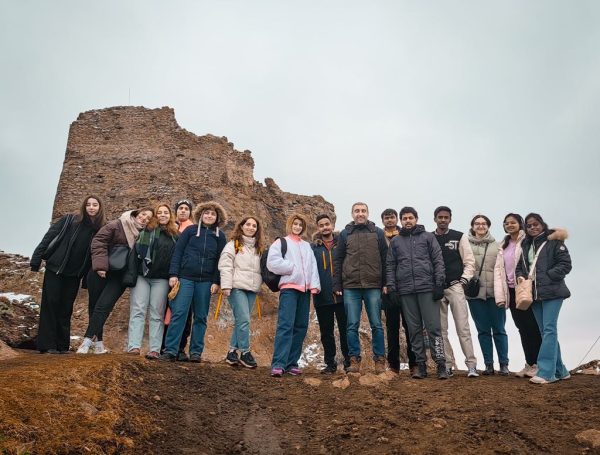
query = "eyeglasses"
(176, 200, 192, 206)
(526, 223, 541, 229)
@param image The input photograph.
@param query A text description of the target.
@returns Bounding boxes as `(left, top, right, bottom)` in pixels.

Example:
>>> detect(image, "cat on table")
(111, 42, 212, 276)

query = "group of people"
(31, 197, 573, 385)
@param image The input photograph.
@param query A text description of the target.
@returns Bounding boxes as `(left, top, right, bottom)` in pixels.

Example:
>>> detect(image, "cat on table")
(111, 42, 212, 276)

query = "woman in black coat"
(30, 196, 105, 353)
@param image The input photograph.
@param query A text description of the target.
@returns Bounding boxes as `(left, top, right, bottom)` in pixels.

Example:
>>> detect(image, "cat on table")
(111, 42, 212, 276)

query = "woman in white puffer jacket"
(218, 216, 265, 369)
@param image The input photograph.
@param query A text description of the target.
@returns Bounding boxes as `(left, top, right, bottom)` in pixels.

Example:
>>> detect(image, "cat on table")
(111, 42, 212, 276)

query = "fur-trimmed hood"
(193, 201, 228, 228)
(548, 228, 568, 241)
(312, 231, 339, 246)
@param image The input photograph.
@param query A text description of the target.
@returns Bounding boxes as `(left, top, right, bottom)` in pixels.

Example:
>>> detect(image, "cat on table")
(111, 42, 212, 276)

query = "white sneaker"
(76, 337, 93, 354)
(93, 341, 108, 354)
(529, 375, 549, 384)
(467, 367, 479, 378)
(515, 364, 530, 378)
(559, 373, 571, 381)
(526, 364, 538, 378)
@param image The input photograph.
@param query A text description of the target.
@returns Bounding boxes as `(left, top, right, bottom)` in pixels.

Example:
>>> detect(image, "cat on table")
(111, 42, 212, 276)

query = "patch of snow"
(298, 342, 321, 368)
(70, 335, 81, 340)
(0, 292, 33, 303)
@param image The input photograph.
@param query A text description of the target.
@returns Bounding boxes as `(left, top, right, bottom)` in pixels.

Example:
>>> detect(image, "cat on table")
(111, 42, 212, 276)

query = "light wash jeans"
(343, 288, 385, 359)
(228, 289, 257, 353)
(531, 299, 569, 381)
(271, 289, 310, 370)
(468, 297, 509, 366)
(127, 276, 169, 353)
(164, 279, 212, 356)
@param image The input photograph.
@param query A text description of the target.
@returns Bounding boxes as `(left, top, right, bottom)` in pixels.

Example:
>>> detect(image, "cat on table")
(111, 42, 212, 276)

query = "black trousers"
(508, 287, 542, 366)
(383, 294, 417, 369)
(161, 306, 193, 353)
(85, 270, 126, 341)
(315, 303, 349, 367)
(37, 271, 80, 352)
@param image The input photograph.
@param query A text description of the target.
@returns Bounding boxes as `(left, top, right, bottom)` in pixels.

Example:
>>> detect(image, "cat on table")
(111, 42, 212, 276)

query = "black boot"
(482, 363, 495, 375)
(412, 362, 427, 379)
(437, 363, 449, 380)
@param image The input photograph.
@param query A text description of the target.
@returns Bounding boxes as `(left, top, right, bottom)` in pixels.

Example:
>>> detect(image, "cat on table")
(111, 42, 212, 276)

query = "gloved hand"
(432, 286, 445, 301)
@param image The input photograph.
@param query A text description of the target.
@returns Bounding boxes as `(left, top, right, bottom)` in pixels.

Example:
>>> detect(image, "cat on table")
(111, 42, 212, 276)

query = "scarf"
(119, 210, 145, 248)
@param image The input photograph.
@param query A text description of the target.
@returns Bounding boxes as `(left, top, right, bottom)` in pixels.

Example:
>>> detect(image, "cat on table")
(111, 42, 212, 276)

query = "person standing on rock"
(432, 206, 478, 378)
(311, 213, 350, 374)
(160, 199, 195, 361)
(467, 215, 507, 376)
(218, 216, 265, 369)
(77, 207, 154, 354)
(332, 202, 387, 374)
(31, 196, 106, 354)
(494, 213, 542, 378)
(386, 207, 448, 379)
(126, 203, 179, 359)
(516, 213, 572, 384)
(267, 213, 320, 377)
(380, 208, 417, 375)
(159, 201, 227, 362)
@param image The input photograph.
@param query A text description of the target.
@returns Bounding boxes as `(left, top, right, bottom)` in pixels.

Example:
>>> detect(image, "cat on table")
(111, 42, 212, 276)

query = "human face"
(472, 217, 489, 237)
(434, 210, 452, 231)
(136, 210, 153, 227)
(317, 217, 333, 237)
(85, 198, 100, 217)
(177, 205, 191, 222)
(291, 219, 304, 235)
(156, 206, 171, 226)
(382, 214, 397, 229)
(352, 205, 369, 225)
(504, 216, 520, 235)
(241, 218, 258, 237)
(526, 217, 544, 237)
(401, 213, 417, 230)
(201, 209, 217, 226)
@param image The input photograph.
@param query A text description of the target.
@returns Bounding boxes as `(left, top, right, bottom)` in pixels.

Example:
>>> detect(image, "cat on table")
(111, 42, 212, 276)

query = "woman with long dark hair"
(31, 196, 105, 353)
(218, 216, 264, 368)
(127, 203, 179, 359)
(76, 207, 153, 354)
(494, 213, 542, 378)
(516, 213, 572, 384)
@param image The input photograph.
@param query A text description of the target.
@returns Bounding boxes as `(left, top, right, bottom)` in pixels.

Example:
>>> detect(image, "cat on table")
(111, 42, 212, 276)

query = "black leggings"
(85, 270, 126, 341)
(508, 287, 542, 365)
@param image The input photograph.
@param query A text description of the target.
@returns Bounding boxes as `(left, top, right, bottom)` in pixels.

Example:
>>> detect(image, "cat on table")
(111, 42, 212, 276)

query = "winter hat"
(174, 199, 193, 212)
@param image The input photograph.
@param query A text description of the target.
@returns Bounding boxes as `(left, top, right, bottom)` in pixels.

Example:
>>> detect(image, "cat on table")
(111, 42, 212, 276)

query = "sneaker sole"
(225, 359, 239, 366)
(239, 361, 257, 369)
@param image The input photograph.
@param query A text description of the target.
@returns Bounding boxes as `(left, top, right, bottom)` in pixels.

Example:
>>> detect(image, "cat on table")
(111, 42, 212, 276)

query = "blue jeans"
(531, 299, 569, 381)
(164, 279, 211, 356)
(271, 289, 310, 370)
(228, 289, 256, 353)
(468, 298, 509, 366)
(343, 288, 385, 359)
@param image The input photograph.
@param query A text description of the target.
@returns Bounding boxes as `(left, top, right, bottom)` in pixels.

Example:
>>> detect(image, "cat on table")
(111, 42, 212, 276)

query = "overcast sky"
(1, 1, 599, 366)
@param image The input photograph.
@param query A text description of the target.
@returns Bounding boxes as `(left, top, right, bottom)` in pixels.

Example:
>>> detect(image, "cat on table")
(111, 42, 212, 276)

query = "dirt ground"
(1, 353, 599, 455)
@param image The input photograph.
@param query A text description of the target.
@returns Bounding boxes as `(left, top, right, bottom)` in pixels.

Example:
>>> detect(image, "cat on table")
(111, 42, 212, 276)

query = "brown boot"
(374, 356, 387, 374)
(346, 356, 361, 373)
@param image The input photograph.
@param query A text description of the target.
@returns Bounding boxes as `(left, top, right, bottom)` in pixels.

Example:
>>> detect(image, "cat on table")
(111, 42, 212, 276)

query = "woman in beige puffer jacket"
(467, 214, 509, 376)
(218, 216, 264, 369)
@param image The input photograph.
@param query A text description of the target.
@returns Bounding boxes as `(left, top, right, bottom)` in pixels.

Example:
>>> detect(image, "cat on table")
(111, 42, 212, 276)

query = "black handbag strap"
(475, 242, 489, 279)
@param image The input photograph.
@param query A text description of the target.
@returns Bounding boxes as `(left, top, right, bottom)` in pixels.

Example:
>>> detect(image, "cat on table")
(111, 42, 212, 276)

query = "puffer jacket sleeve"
(493, 249, 508, 306)
(169, 226, 192, 278)
(459, 234, 475, 281)
(307, 243, 321, 292)
(30, 215, 69, 271)
(332, 230, 347, 293)
(267, 238, 294, 276)
(91, 221, 117, 272)
(429, 235, 446, 288)
(546, 241, 572, 282)
(218, 240, 236, 290)
(385, 240, 398, 292)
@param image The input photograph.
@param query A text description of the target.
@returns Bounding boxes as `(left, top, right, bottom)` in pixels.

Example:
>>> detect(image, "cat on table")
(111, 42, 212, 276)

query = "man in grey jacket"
(385, 207, 448, 379)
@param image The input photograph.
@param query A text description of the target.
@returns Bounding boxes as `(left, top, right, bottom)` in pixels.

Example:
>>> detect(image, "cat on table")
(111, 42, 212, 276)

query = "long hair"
(285, 213, 308, 236)
(146, 203, 179, 236)
(230, 216, 265, 255)
(501, 213, 524, 249)
(469, 214, 491, 236)
(76, 195, 106, 230)
(524, 212, 549, 237)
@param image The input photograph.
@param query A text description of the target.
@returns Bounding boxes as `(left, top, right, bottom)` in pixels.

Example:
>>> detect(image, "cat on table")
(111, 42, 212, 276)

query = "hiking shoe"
(467, 367, 480, 378)
(93, 341, 108, 354)
(499, 364, 510, 376)
(189, 353, 201, 363)
(76, 337, 93, 354)
(176, 351, 189, 362)
(145, 351, 160, 360)
(409, 365, 419, 377)
(515, 364, 531, 378)
(527, 364, 538, 378)
(374, 356, 387, 374)
(270, 368, 284, 377)
(446, 368, 454, 378)
(287, 367, 302, 376)
(343, 359, 351, 373)
(239, 352, 257, 369)
(412, 363, 427, 379)
(529, 375, 549, 384)
(346, 356, 361, 374)
(482, 364, 495, 375)
(320, 365, 337, 375)
(225, 350, 239, 366)
(127, 348, 141, 356)
(437, 363, 449, 380)
(158, 352, 177, 362)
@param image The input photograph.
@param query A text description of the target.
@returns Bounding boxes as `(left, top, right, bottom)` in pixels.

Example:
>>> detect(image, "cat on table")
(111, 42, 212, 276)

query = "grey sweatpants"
(400, 292, 445, 364)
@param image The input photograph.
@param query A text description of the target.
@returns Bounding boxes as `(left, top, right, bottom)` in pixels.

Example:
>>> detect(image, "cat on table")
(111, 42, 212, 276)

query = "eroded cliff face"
(52, 106, 334, 242)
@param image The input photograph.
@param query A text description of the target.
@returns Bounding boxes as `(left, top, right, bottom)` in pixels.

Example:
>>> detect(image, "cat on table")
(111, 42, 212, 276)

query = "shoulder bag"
(465, 243, 488, 298)
(41, 214, 75, 260)
(516, 241, 547, 310)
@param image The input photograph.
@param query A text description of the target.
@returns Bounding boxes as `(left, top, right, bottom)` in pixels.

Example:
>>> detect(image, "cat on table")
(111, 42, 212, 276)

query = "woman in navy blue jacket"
(159, 201, 228, 362)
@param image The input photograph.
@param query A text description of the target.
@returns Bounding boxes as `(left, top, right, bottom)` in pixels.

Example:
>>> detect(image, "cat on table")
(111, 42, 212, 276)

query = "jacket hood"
(193, 201, 228, 228)
(345, 220, 377, 234)
(400, 224, 425, 236)
(468, 230, 496, 245)
(312, 231, 339, 245)
(548, 228, 568, 241)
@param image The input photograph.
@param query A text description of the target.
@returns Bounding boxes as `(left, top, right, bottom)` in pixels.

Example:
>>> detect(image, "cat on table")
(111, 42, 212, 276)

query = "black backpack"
(260, 237, 287, 292)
